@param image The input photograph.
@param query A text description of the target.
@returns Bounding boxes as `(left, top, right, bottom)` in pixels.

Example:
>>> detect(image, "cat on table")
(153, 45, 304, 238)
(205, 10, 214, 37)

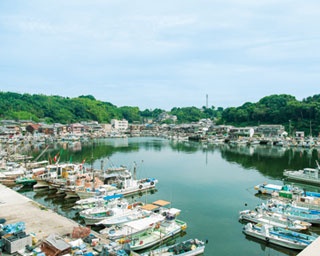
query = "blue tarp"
(3, 221, 26, 234)
(103, 194, 123, 201)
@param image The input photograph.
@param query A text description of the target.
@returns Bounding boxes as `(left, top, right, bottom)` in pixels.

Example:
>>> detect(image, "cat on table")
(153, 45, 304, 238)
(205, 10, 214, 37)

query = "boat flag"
(80, 158, 86, 169)
(53, 149, 63, 163)
(53, 152, 59, 162)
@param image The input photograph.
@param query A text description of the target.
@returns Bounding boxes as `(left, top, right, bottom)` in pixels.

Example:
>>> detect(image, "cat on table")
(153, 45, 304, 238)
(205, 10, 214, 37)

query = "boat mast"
(91, 145, 94, 192)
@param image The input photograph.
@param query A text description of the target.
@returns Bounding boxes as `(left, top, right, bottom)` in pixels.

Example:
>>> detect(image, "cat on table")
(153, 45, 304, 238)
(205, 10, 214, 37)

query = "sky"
(0, 0, 319, 111)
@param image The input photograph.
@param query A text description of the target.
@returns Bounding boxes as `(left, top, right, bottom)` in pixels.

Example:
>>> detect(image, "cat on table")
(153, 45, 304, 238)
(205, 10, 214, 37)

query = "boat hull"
(243, 229, 307, 250)
(140, 239, 205, 256)
(242, 223, 315, 250)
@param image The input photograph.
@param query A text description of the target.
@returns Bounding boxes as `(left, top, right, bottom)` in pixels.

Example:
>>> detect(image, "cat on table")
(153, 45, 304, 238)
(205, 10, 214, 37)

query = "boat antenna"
(133, 161, 137, 180)
(100, 159, 104, 171)
(34, 145, 50, 162)
(91, 144, 94, 191)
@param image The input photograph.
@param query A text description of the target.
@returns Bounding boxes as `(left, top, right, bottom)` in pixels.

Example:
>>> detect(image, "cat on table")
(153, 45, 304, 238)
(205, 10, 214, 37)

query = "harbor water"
(15, 137, 320, 256)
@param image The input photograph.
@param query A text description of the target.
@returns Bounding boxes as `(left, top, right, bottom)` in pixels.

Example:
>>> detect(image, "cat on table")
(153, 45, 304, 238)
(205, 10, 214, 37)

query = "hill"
(0, 91, 319, 135)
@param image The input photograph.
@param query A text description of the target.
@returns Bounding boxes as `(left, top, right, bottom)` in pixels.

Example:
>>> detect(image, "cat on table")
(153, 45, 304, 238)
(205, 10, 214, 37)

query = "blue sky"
(0, 0, 319, 110)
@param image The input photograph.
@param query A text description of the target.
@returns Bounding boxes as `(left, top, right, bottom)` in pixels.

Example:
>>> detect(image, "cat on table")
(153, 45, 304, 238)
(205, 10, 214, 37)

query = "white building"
(111, 119, 129, 131)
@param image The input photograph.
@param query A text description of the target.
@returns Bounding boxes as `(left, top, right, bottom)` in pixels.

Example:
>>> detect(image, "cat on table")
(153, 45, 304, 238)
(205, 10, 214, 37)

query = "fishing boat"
(242, 223, 317, 250)
(123, 208, 187, 251)
(15, 176, 37, 187)
(0, 161, 26, 186)
(259, 200, 320, 225)
(33, 162, 84, 189)
(79, 200, 145, 225)
(254, 183, 303, 198)
(76, 177, 157, 200)
(73, 194, 123, 210)
(140, 238, 206, 256)
(283, 161, 320, 185)
(239, 209, 311, 231)
(254, 183, 283, 195)
(94, 205, 151, 226)
(99, 213, 165, 240)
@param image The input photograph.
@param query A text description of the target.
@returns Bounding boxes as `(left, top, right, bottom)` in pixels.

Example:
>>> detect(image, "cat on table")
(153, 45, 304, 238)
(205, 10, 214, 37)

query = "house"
(26, 124, 41, 134)
(111, 119, 128, 131)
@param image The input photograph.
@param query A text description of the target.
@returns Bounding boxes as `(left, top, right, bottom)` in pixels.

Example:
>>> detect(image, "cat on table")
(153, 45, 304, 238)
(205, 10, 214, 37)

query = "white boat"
(243, 223, 317, 250)
(0, 161, 27, 186)
(79, 200, 145, 225)
(254, 183, 283, 195)
(75, 176, 158, 200)
(284, 161, 320, 185)
(254, 183, 303, 197)
(95, 206, 151, 226)
(33, 162, 83, 189)
(123, 208, 187, 251)
(261, 199, 320, 225)
(99, 213, 165, 240)
(239, 209, 311, 231)
(139, 238, 206, 256)
(73, 194, 123, 210)
(75, 184, 118, 199)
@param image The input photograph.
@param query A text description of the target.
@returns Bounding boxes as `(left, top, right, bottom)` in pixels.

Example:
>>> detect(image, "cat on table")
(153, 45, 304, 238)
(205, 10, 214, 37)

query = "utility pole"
(206, 94, 208, 109)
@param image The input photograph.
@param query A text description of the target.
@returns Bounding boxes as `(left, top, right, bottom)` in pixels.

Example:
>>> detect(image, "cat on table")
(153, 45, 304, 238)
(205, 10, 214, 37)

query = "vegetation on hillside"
(0, 92, 319, 135)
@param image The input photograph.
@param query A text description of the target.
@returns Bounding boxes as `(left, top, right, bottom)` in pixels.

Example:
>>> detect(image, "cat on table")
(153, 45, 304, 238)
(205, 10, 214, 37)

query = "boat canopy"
(125, 215, 164, 230)
(141, 204, 159, 211)
(152, 199, 170, 207)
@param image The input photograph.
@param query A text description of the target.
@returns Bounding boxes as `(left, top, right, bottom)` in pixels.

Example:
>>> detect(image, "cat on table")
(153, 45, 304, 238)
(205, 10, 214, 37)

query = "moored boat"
(239, 209, 311, 231)
(262, 199, 320, 225)
(15, 176, 37, 186)
(122, 207, 187, 251)
(283, 161, 320, 185)
(73, 194, 123, 210)
(242, 223, 317, 250)
(140, 238, 206, 256)
(79, 200, 145, 226)
(100, 213, 165, 240)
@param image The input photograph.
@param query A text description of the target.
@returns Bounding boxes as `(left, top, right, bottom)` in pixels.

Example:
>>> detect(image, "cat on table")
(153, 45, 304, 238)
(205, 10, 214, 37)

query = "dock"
(0, 184, 139, 255)
(0, 184, 86, 241)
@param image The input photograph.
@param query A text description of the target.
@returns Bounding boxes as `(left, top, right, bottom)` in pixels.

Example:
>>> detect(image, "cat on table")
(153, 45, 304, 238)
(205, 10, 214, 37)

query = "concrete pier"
(0, 184, 83, 240)
(0, 184, 141, 255)
(297, 236, 320, 256)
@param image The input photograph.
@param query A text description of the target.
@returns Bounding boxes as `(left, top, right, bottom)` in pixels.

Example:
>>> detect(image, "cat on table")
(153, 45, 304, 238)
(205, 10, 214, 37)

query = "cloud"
(0, 0, 320, 111)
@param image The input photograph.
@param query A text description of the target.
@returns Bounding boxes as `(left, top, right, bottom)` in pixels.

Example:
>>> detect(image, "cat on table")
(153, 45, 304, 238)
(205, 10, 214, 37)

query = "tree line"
(0, 92, 319, 135)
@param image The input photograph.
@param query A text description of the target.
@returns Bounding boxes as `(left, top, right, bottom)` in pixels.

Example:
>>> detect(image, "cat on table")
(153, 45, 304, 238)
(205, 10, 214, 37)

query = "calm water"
(17, 137, 320, 256)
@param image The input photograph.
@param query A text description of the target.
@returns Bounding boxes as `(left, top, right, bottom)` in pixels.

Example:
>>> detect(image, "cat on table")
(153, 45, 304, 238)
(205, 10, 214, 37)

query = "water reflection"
(244, 236, 299, 256)
(15, 138, 320, 256)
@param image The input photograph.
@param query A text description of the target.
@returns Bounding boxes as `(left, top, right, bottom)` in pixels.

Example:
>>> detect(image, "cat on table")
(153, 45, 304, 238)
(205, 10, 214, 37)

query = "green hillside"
(0, 91, 319, 135)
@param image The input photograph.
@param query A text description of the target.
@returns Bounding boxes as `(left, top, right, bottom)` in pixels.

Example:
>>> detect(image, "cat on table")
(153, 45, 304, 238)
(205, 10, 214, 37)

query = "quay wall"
(0, 184, 142, 255)
(0, 184, 109, 243)
(0, 184, 102, 241)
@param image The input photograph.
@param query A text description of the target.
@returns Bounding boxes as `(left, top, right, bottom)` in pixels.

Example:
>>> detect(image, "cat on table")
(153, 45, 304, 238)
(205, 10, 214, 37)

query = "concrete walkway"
(0, 184, 142, 255)
(297, 236, 320, 256)
(0, 184, 81, 240)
